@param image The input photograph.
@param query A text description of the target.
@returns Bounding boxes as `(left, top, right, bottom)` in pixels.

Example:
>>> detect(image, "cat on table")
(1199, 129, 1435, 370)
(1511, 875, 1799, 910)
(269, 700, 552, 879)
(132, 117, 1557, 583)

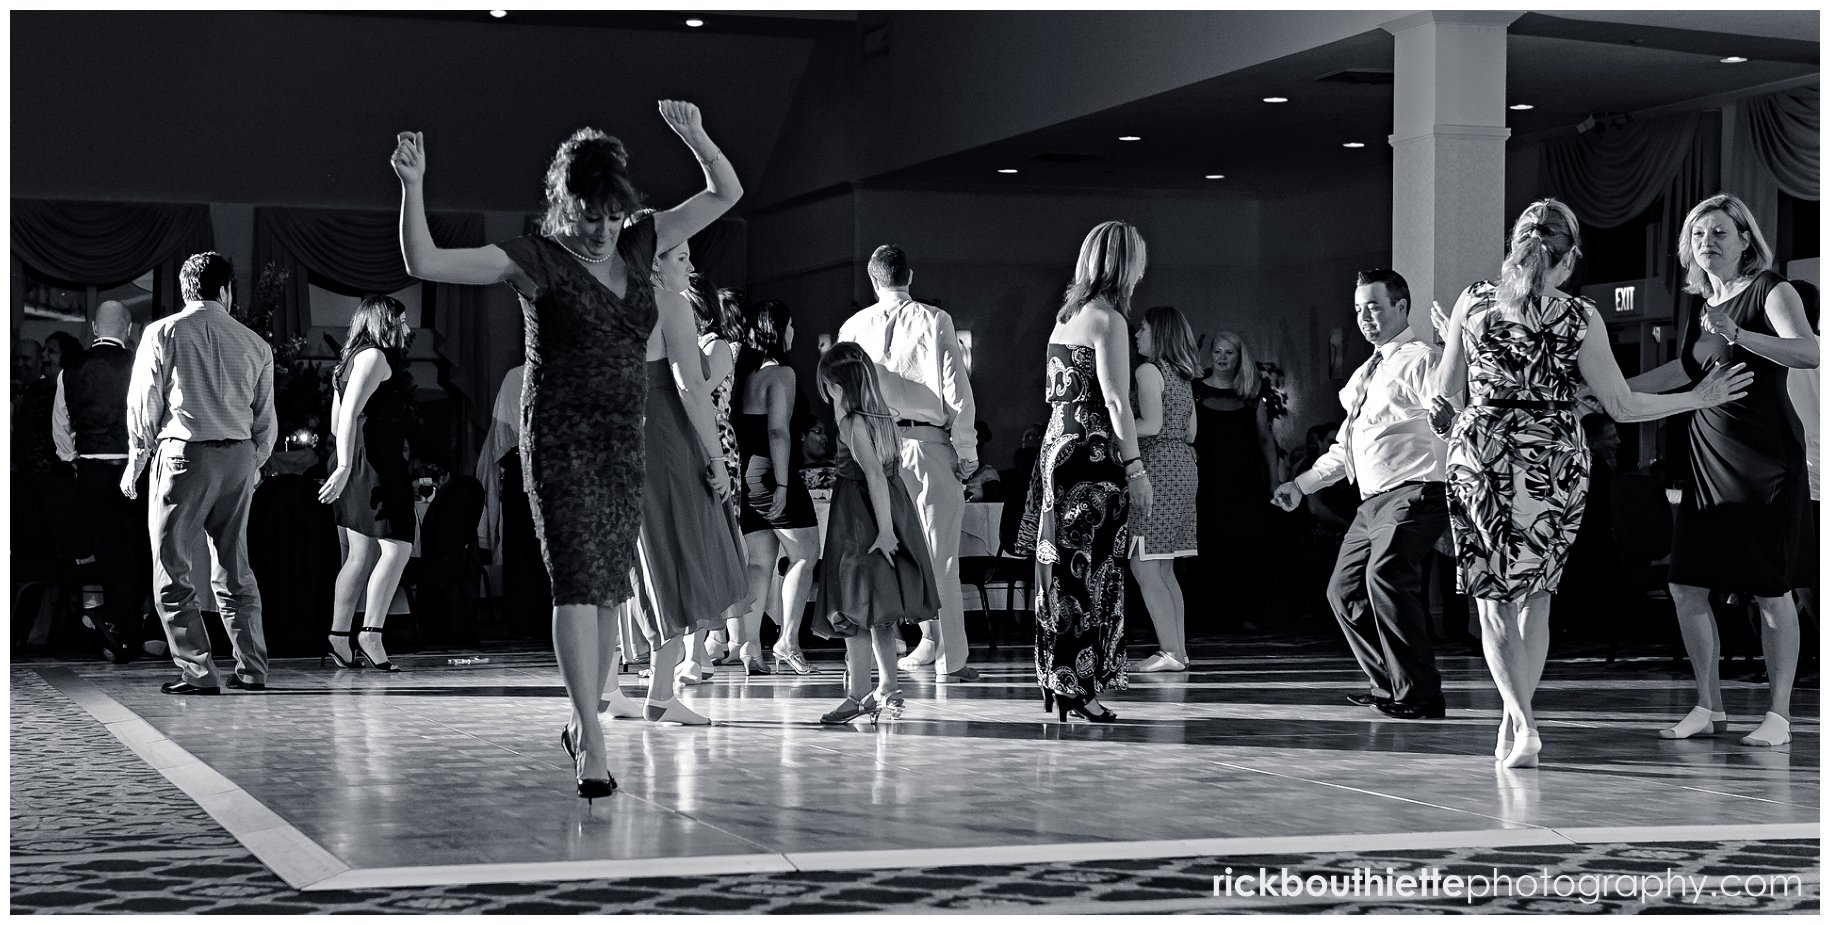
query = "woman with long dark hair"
(733, 299, 822, 675)
(693, 281, 750, 668)
(392, 99, 741, 802)
(1018, 220, 1154, 722)
(317, 295, 415, 673)
(1631, 194, 1817, 748)
(1434, 198, 1748, 768)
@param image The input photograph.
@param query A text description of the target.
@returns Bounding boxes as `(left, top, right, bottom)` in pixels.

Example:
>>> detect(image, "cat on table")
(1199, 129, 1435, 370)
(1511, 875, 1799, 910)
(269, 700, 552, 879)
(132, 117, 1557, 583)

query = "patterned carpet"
(10, 664, 1818, 914)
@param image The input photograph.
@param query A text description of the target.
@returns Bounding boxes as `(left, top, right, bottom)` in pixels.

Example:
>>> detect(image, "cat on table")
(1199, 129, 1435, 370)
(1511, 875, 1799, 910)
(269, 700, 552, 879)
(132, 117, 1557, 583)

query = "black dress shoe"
(224, 677, 267, 691)
(1376, 699, 1446, 720)
(1346, 692, 1392, 707)
(160, 681, 221, 695)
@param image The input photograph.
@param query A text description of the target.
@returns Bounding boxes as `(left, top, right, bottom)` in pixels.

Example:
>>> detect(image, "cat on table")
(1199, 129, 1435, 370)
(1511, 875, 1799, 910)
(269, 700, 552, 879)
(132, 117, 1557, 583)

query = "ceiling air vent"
(1312, 68, 1395, 85)
(1029, 152, 1108, 164)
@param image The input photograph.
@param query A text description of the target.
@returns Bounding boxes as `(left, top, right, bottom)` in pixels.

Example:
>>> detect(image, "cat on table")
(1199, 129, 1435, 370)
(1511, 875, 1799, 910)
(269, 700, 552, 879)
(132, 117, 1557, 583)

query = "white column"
(1384, 11, 1520, 333)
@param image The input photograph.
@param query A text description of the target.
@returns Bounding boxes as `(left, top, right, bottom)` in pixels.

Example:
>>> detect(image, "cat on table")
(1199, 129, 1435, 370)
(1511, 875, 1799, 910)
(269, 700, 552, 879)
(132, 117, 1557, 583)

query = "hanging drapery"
(1541, 112, 1702, 230)
(11, 200, 213, 310)
(253, 207, 491, 444)
(1743, 85, 1819, 201)
(688, 217, 747, 291)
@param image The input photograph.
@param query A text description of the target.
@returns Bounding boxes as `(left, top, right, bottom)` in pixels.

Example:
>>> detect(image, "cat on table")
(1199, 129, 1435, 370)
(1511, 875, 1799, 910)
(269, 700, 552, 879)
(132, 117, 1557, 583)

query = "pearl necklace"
(551, 235, 614, 264)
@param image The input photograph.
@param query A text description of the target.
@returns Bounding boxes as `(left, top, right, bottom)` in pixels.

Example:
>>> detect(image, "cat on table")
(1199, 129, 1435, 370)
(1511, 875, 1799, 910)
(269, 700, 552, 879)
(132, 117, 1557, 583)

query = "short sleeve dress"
(329, 346, 415, 543)
(1669, 270, 1810, 596)
(496, 217, 658, 607)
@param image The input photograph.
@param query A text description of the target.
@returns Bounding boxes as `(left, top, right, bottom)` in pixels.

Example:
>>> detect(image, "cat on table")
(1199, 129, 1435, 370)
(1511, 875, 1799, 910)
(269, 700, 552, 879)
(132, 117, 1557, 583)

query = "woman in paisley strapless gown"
(392, 100, 742, 801)
(1018, 221, 1155, 723)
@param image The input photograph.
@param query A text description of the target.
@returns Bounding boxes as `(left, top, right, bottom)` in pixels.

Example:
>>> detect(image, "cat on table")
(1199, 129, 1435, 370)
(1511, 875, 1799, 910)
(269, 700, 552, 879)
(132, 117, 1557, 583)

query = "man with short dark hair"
(1273, 269, 1450, 719)
(839, 244, 980, 682)
(125, 252, 275, 694)
(55, 300, 152, 661)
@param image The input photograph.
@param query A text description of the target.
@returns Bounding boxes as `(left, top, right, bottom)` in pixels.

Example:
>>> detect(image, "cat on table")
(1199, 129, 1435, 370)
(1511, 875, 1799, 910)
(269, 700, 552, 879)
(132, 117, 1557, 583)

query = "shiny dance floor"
(16, 641, 1819, 893)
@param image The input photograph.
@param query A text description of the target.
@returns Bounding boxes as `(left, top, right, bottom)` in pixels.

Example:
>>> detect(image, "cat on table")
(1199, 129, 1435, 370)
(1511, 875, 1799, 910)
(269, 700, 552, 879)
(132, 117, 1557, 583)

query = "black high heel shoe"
(573, 744, 616, 805)
(1042, 689, 1055, 713)
(322, 630, 361, 669)
(356, 626, 401, 673)
(1055, 694, 1118, 723)
(560, 725, 577, 762)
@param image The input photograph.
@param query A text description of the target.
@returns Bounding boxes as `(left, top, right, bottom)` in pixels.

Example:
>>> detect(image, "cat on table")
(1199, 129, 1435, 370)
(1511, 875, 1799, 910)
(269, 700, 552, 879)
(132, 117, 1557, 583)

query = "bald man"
(56, 301, 151, 661)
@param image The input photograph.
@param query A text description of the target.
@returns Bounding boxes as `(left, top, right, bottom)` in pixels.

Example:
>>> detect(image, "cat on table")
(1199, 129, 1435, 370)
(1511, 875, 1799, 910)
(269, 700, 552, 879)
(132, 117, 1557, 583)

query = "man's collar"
(1375, 327, 1418, 355)
(874, 287, 913, 305)
(92, 336, 127, 348)
(185, 299, 229, 313)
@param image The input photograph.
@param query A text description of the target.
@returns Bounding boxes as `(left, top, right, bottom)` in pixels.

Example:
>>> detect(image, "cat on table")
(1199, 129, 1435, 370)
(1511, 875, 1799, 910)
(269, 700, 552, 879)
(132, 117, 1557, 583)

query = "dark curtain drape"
(253, 208, 490, 459)
(1542, 112, 1703, 230)
(11, 200, 213, 310)
(1743, 85, 1819, 200)
(688, 218, 747, 290)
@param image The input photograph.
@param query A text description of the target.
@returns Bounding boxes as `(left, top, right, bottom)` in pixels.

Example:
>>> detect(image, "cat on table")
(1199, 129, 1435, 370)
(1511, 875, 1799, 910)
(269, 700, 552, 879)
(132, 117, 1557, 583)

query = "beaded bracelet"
(1125, 468, 1148, 482)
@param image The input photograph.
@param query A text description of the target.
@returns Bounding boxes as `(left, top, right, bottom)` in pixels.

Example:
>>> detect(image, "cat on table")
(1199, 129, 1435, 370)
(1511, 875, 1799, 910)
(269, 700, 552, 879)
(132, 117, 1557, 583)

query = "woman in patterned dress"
(1432, 199, 1749, 768)
(1017, 221, 1154, 722)
(1130, 305, 1201, 673)
(1631, 194, 1817, 749)
(392, 100, 741, 801)
(691, 280, 749, 668)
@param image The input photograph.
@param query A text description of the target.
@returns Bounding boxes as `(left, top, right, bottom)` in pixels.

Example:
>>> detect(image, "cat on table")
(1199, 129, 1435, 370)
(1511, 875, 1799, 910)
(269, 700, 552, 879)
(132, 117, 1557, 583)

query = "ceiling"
(870, 11, 1819, 196)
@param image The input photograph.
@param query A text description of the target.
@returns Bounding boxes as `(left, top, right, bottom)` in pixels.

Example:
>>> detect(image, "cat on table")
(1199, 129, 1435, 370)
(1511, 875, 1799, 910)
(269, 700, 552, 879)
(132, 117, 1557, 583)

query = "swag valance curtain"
(11, 200, 214, 309)
(1542, 112, 1705, 230)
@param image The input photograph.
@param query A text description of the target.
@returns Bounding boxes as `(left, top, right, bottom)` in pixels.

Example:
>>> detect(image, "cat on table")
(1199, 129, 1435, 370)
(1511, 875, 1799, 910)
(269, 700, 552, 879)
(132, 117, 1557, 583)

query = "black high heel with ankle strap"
(322, 630, 360, 669)
(572, 741, 616, 805)
(356, 626, 401, 673)
(1055, 694, 1118, 723)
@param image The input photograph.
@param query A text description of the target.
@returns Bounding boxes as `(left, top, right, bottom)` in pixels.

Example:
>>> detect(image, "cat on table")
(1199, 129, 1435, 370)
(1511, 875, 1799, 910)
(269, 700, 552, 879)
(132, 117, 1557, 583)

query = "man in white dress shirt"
(1273, 269, 1449, 719)
(839, 245, 980, 682)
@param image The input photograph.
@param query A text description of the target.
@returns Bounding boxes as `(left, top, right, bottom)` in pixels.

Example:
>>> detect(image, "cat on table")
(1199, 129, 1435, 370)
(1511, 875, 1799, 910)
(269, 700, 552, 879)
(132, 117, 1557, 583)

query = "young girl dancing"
(812, 342, 940, 724)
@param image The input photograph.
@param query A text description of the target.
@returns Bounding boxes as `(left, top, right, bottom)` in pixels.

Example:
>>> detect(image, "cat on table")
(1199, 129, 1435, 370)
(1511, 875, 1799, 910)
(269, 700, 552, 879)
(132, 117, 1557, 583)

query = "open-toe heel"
(323, 630, 360, 670)
(357, 626, 401, 673)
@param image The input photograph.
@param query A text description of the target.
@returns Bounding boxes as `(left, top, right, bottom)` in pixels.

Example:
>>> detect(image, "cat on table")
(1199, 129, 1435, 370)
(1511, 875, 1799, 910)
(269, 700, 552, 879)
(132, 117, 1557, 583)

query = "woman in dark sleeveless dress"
(318, 295, 415, 673)
(392, 100, 741, 802)
(1017, 221, 1154, 722)
(1192, 331, 1280, 631)
(1434, 198, 1749, 768)
(1627, 194, 1816, 749)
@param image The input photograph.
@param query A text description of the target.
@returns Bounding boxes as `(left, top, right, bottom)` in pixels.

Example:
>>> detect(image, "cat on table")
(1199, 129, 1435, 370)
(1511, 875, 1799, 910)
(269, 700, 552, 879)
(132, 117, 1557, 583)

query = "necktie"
(1341, 348, 1384, 477)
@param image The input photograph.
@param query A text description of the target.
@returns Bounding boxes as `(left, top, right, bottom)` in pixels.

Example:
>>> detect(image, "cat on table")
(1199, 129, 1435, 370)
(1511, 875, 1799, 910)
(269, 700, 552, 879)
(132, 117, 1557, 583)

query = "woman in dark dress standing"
(1630, 194, 1816, 749)
(317, 296, 415, 673)
(392, 100, 741, 801)
(1192, 331, 1280, 630)
(1018, 221, 1154, 722)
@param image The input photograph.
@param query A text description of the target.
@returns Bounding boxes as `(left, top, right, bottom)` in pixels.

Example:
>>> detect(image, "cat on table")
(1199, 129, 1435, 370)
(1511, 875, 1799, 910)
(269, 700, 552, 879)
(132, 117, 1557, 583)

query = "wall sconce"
(957, 330, 974, 372)
(817, 333, 834, 354)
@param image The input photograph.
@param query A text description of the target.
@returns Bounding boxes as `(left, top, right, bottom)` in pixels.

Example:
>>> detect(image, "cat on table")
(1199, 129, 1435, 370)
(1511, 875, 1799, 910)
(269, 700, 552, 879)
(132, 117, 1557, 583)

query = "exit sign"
(1613, 285, 1637, 316)
(1580, 278, 1673, 324)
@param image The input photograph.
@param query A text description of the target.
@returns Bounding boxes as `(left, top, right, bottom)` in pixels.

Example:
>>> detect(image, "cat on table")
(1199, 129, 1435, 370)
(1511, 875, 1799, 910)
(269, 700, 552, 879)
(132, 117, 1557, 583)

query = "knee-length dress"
(700, 332, 742, 489)
(1445, 281, 1590, 601)
(811, 430, 939, 638)
(632, 357, 749, 643)
(497, 219, 657, 607)
(1669, 270, 1810, 596)
(329, 346, 415, 543)
(1134, 360, 1198, 558)
(1017, 343, 1129, 699)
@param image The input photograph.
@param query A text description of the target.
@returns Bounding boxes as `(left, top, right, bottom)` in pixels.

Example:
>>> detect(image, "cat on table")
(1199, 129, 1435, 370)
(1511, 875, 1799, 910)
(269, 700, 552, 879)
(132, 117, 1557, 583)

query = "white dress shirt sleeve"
(52, 371, 76, 462)
(124, 324, 169, 479)
(934, 309, 977, 465)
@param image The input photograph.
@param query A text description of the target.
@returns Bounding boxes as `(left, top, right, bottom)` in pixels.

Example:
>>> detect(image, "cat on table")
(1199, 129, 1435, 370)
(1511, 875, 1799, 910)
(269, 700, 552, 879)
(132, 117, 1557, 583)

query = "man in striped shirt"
(124, 252, 276, 694)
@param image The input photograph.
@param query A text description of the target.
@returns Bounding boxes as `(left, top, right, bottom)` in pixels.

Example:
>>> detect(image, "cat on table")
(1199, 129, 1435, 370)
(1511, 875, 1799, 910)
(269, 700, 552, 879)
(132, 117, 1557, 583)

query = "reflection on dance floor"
(22, 640, 1819, 892)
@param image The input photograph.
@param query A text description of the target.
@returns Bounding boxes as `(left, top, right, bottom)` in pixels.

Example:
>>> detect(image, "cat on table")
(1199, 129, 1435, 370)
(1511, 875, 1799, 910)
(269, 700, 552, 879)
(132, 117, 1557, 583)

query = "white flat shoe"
(1740, 712, 1791, 748)
(1502, 732, 1542, 769)
(599, 688, 644, 719)
(644, 697, 710, 726)
(1134, 651, 1186, 673)
(897, 639, 937, 671)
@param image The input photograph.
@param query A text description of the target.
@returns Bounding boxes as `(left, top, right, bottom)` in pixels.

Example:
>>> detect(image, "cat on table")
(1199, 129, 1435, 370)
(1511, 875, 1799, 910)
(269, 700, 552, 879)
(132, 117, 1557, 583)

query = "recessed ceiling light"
(1509, 103, 1535, 111)
(1720, 55, 1748, 63)
(1118, 135, 1142, 142)
(1263, 96, 1289, 104)
(489, 9, 506, 17)
(997, 168, 1019, 174)
(685, 18, 705, 28)
(1204, 174, 1225, 180)
(1342, 142, 1365, 148)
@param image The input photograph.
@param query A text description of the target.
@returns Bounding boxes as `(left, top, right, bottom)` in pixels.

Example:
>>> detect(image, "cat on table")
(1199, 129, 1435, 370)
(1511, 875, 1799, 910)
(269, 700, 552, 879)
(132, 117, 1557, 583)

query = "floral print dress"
(1017, 343, 1129, 699)
(1445, 281, 1590, 601)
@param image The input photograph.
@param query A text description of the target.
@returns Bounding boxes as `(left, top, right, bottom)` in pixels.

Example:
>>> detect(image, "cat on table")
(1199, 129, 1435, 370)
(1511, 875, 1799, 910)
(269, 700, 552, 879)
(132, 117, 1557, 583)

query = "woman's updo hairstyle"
(1497, 198, 1582, 311)
(539, 128, 644, 236)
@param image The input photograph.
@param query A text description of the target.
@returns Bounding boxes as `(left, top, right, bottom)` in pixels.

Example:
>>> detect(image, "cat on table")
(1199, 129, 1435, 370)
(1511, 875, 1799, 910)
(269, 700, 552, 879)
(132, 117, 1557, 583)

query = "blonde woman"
(1631, 194, 1817, 748)
(1193, 331, 1279, 629)
(1130, 305, 1201, 672)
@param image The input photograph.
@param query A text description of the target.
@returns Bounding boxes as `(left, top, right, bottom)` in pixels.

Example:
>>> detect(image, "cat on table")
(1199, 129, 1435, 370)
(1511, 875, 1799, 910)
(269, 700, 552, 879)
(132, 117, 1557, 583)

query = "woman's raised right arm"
(392, 132, 517, 286)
